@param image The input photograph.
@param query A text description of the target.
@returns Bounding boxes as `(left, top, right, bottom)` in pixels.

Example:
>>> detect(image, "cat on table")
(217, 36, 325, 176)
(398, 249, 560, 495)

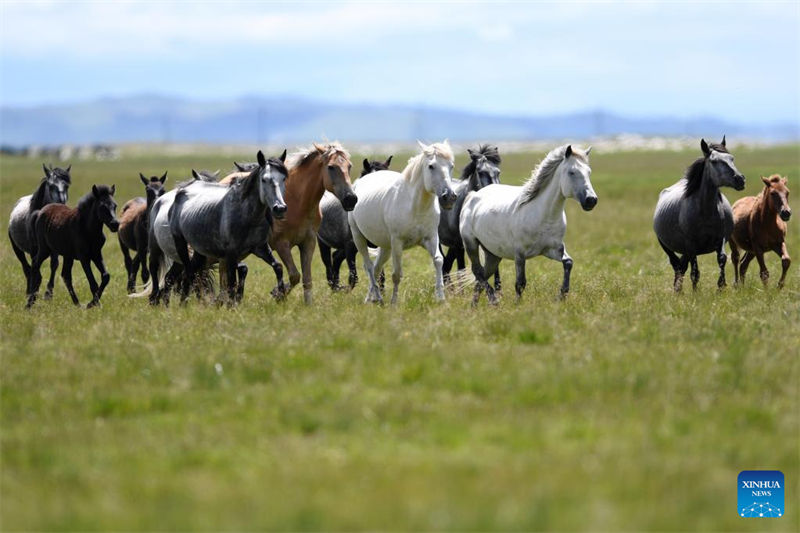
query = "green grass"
(1, 146, 798, 531)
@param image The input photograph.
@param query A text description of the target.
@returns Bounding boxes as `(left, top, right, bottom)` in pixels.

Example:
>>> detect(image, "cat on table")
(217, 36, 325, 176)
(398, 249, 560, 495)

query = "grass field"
(1, 145, 798, 531)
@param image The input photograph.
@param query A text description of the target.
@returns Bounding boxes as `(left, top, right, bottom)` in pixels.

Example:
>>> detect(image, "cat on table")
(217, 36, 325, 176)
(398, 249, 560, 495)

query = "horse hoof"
(43, 291, 53, 300)
(86, 300, 99, 309)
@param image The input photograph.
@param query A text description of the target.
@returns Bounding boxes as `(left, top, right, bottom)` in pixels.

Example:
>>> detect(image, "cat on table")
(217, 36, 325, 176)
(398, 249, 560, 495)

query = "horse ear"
(585, 146, 592, 156)
(110, 184, 115, 196)
(761, 176, 770, 186)
(65, 164, 71, 173)
(564, 145, 573, 158)
(700, 139, 711, 157)
(160, 171, 168, 183)
(92, 184, 100, 198)
(42, 163, 50, 177)
(257, 150, 266, 167)
(416, 140, 427, 152)
(212, 170, 220, 179)
(234, 162, 245, 172)
(140, 173, 148, 185)
(279, 149, 287, 162)
(385, 155, 393, 167)
(467, 148, 477, 160)
(191, 169, 200, 180)
(313, 142, 325, 152)
(721, 135, 726, 147)
(363, 158, 371, 171)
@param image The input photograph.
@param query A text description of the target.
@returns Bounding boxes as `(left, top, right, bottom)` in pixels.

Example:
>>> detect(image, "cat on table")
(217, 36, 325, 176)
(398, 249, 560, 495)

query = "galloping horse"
(653, 137, 745, 291)
(8, 164, 71, 297)
(318, 155, 393, 290)
(730, 175, 791, 288)
(149, 151, 287, 305)
(118, 172, 167, 293)
(271, 142, 357, 304)
(460, 144, 596, 305)
(349, 140, 457, 304)
(27, 185, 119, 308)
(439, 145, 502, 289)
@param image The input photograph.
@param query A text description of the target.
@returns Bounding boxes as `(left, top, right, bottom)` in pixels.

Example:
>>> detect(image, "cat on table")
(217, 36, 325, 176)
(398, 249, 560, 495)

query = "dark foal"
(27, 185, 120, 308)
(118, 172, 167, 293)
(318, 156, 393, 290)
(730, 175, 792, 288)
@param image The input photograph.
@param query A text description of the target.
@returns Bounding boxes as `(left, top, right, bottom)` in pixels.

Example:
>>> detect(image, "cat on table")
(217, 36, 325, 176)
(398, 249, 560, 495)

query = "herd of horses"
(8, 138, 792, 309)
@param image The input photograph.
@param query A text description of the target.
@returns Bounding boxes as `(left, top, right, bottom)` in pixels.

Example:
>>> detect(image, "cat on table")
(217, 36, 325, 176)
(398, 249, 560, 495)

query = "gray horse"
(8, 163, 71, 297)
(318, 156, 393, 290)
(439, 145, 501, 288)
(166, 150, 288, 304)
(653, 137, 745, 291)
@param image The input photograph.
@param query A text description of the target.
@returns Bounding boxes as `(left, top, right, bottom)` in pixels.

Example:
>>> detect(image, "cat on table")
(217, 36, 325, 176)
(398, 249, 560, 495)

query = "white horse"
(459, 144, 597, 305)
(348, 140, 457, 304)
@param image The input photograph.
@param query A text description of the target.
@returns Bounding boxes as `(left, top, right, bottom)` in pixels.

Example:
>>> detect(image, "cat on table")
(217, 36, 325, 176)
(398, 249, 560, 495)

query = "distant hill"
(1, 95, 797, 145)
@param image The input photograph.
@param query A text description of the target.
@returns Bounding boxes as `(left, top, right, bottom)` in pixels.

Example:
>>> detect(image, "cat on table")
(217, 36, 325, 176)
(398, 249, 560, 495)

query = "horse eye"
(428, 164, 434, 169)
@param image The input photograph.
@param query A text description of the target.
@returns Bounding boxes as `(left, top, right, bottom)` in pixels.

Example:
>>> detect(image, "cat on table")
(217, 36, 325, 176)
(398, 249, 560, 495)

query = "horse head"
(316, 143, 357, 211)
(418, 140, 456, 209)
(92, 184, 119, 232)
(361, 155, 393, 177)
(558, 145, 597, 211)
(466, 145, 501, 190)
(701, 136, 745, 191)
(256, 149, 288, 219)
(762, 174, 791, 221)
(140, 171, 168, 203)
(43, 163, 71, 204)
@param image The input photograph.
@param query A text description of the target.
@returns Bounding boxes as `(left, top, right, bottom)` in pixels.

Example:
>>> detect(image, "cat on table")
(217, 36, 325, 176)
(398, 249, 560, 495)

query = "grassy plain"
(1, 145, 798, 531)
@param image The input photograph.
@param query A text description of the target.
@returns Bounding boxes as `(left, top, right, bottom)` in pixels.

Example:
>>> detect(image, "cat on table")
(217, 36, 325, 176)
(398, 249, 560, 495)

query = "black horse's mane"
(460, 144, 501, 181)
(239, 158, 288, 195)
(683, 142, 728, 198)
(29, 178, 51, 210)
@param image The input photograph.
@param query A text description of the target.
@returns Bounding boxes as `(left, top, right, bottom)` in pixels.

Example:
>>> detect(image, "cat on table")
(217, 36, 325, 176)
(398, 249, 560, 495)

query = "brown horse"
(271, 142, 357, 303)
(730, 175, 792, 288)
(27, 185, 120, 308)
(118, 172, 167, 293)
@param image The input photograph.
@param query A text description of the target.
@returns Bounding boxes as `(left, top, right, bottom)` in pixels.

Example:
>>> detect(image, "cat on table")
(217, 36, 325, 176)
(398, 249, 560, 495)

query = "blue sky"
(1, 1, 798, 123)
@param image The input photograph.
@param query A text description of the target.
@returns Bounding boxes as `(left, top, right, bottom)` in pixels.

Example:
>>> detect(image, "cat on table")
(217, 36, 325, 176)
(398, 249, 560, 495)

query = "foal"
(730, 175, 792, 288)
(27, 185, 119, 308)
(118, 172, 167, 292)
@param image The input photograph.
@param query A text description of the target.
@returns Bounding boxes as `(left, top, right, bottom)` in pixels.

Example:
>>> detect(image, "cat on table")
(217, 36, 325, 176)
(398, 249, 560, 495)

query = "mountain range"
(1, 95, 797, 146)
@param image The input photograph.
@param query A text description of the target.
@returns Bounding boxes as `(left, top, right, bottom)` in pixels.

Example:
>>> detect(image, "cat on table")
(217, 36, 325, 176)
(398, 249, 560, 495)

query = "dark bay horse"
(730, 175, 791, 288)
(439, 145, 502, 289)
(271, 142, 357, 304)
(318, 155, 393, 290)
(8, 164, 71, 297)
(653, 137, 745, 291)
(27, 185, 119, 308)
(118, 172, 167, 292)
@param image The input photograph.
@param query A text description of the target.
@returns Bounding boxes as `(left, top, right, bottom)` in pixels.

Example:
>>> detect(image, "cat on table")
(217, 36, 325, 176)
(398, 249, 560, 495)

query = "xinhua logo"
(738, 470, 784, 518)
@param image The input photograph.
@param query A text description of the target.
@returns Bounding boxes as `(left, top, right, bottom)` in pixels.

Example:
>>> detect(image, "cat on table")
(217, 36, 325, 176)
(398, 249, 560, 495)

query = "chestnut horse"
(272, 142, 357, 304)
(730, 175, 792, 288)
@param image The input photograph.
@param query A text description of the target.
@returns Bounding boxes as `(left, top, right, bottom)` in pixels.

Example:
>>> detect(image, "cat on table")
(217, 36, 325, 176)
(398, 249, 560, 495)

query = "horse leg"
(61, 257, 79, 305)
(235, 263, 248, 302)
(658, 238, 684, 292)
(26, 248, 47, 308)
(9, 230, 31, 285)
(463, 234, 487, 307)
(299, 234, 317, 305)
(345, 241, 358, 289)
(331, 248, 348, 291)
(482, 249, 502, 306)
(514, 254, 527, 302)
(91, 253, 111, 303)
(441, 245, 454, 286)
(756, 251, 769, 287)
(318, 238, 335, 290)
(370, 247, 391, 305)
(120, 242, 134, 293)
(80, 257, 100, 308)
(172, 234, 195, 304)
(251, 242, 286, 300)
(423, 235, 446, 302)
(389, 237, 404, 305)
(545, 244, 573, 299)
(275, 240, 300, 297)
(138, 241, 149, 285)
(223, 257, 238, 306)
(350, 223, 381, 303)
(775, 242, 791, 289)
(730, 240, 741, 286)
(739, 252, 754, 285)
(44, 254, 59, 300)
(716, 241, 728, 289)
(690, 256, 700, 290)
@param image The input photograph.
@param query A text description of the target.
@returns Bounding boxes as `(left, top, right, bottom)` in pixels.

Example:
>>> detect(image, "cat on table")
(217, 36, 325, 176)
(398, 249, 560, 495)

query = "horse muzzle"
(581, 195, 598, 211)
(341, 193, 358, 212)
(780, 209, 791, 221)
(734, 175, 746, 191)
(272, 204, 287, 220)
(107, 219, 120, 232)
(439, 190, 457, 210)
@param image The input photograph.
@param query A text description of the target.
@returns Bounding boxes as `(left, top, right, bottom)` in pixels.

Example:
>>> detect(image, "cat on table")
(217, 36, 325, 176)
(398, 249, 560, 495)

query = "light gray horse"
(653, 137, 745, 291)
(438, 145, 501, 288)
(8, 164, 71, 297)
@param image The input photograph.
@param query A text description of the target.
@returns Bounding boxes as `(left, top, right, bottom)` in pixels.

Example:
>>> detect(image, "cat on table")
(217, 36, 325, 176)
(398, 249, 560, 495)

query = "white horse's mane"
(287, 141, 350, 170)
(403, 142, 454, 183)
(519, 144, 588, 206)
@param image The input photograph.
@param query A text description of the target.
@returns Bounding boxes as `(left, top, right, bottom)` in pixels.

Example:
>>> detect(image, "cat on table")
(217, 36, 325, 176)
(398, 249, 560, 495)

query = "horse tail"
(129, 255, 172, 298)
